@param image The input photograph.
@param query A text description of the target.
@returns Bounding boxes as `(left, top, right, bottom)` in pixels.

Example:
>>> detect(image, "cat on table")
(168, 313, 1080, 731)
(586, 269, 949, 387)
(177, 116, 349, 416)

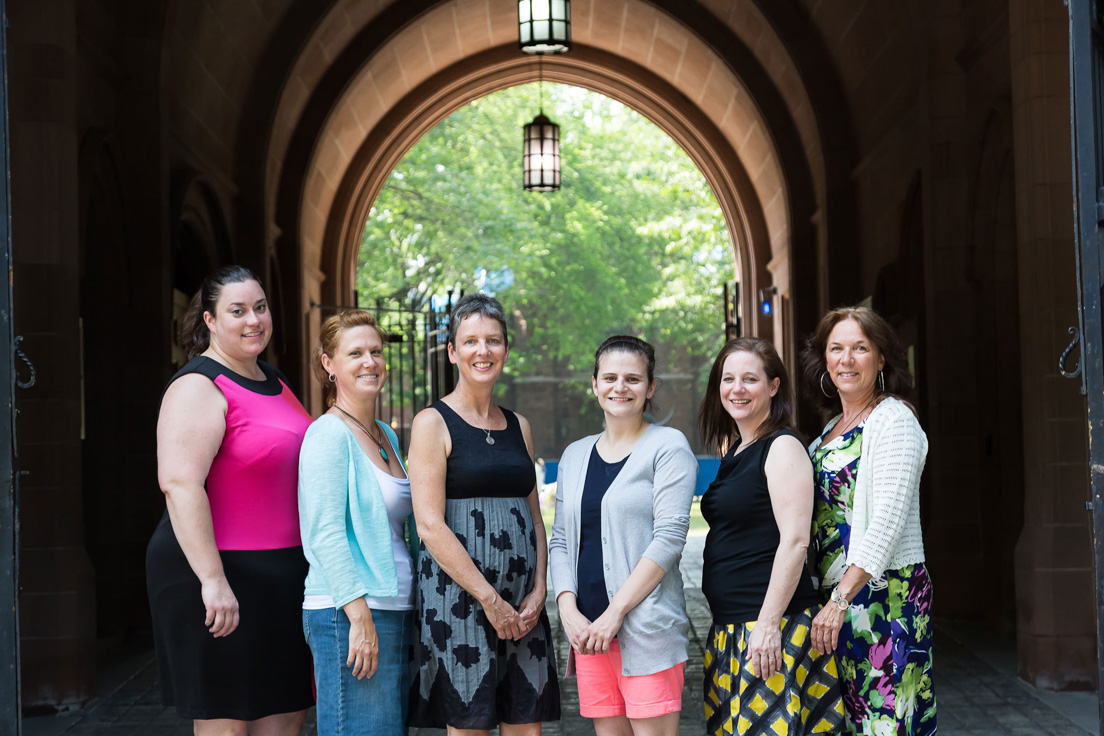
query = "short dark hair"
(592, 335, 657, 413)
(179, 266, 262, 360)
(697, 337, 796, 454)
(447, 293, 509, 348)
(800, 306, 913, 412)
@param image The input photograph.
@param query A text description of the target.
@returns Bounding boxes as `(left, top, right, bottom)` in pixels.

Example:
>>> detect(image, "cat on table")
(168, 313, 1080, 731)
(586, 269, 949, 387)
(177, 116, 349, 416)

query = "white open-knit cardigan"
(810, 396, 929, 583)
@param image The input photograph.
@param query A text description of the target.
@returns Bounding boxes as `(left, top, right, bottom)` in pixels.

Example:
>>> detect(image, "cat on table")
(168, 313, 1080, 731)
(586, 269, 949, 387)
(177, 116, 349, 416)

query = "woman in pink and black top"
(146, 266, 313, 734)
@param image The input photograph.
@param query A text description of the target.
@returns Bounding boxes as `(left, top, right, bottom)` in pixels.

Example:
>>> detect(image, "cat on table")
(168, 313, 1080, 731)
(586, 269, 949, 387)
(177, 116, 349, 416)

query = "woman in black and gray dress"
(408, 293, 560, 733)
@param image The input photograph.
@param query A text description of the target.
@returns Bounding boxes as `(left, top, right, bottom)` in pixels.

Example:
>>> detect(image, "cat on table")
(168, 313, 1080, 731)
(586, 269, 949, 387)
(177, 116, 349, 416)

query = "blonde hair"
(312, 310, 383, 407)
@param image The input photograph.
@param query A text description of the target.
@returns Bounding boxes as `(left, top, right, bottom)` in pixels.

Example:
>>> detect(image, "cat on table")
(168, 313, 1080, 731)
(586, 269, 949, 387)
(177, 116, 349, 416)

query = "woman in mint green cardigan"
(298, 310, 418, 736)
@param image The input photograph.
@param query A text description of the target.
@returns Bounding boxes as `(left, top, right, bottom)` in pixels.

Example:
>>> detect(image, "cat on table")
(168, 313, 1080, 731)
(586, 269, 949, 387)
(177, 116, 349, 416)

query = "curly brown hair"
(800, 306, 913, 413)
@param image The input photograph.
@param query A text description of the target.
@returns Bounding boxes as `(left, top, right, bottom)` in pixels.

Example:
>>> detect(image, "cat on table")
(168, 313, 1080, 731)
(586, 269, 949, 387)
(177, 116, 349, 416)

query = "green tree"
(358, 83, 733, 384)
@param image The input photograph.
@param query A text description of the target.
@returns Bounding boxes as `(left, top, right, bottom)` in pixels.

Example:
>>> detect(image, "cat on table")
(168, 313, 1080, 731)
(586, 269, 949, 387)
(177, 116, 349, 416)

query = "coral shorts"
(574, 639, 685, 719)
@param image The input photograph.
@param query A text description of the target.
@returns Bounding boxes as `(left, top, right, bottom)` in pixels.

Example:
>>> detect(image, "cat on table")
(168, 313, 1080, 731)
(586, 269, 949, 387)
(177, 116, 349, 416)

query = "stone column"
(1008, 0, 1096, 689)
(8, 0, 96, 706)
(303, 256, 325, 414)
(914, 4, 987, 623)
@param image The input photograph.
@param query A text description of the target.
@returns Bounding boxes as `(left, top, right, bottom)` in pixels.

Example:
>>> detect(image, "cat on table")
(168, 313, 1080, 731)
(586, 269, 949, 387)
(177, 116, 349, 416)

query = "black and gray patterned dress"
(409, 401, 560, 730)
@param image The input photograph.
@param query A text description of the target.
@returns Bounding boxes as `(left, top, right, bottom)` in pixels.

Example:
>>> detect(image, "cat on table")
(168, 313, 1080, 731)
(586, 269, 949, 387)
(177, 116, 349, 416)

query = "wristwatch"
(830, 586, 851, 611)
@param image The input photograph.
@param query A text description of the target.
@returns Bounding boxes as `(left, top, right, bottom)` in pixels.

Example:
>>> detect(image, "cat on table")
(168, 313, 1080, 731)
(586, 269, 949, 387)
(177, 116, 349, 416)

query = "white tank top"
(302, 460, 415, 612)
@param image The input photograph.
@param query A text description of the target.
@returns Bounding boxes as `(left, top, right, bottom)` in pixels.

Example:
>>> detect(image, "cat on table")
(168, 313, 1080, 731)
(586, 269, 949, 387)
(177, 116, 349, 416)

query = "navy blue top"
(431, 401, 535, 500)
(700, 428, 819, 624)
(576, 445, 630, 622)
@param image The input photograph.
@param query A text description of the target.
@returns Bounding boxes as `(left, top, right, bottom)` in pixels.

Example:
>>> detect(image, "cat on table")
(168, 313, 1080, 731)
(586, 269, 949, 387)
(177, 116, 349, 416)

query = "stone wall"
(10, 0, 96, 707)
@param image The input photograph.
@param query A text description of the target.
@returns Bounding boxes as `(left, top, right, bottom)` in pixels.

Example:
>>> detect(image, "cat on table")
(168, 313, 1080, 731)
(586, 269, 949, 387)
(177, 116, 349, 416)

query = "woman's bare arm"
(747, 434, 815, 678)
(156, 374, 238, 637)
(408, 408, 524, 640)
(514, 413, 547, 630)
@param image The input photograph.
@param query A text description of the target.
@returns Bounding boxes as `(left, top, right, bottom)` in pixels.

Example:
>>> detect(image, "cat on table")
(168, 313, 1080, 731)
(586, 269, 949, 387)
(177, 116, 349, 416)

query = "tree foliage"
(357, 83, 734, 381)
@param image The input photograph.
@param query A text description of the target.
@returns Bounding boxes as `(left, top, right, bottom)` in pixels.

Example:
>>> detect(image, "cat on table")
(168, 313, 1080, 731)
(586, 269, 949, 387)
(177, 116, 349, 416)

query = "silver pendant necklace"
(456, 400, 497, 444)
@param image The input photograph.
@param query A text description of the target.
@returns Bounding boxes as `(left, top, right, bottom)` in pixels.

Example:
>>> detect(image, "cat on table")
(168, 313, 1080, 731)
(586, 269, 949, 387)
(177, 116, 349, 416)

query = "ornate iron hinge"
(1060, 326, 1084, 390)
(13, 335, 34, 389)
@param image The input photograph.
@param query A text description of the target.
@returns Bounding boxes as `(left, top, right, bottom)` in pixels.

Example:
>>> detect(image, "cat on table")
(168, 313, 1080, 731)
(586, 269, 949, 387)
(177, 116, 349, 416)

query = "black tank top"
(432, 401, 535, 500)
(700, 428, 819, 624)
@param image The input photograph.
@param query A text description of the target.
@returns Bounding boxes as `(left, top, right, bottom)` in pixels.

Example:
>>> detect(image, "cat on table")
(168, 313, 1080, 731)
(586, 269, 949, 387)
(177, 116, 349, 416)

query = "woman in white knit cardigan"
(802, 307, 936, 736)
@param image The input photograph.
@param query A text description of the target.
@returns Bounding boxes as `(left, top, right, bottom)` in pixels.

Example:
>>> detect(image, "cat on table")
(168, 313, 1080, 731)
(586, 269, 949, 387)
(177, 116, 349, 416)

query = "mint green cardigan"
(298, 414, 418, 609)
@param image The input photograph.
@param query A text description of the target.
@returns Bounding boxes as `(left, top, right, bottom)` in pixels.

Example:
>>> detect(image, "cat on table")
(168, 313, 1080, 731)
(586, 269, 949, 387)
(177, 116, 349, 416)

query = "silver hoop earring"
(878, 369, 885, 393)
(819, 371, 836, 398)
(328, 373, 336, 383)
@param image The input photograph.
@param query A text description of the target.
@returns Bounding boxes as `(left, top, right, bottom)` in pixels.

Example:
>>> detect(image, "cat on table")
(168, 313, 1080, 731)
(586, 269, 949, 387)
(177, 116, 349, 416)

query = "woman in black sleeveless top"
(697, 338, 844, 736)
(407, 294, 560, 733)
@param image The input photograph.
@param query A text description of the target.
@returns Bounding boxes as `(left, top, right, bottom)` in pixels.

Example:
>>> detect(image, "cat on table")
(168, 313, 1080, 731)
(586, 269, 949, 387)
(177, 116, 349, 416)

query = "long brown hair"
(312, 310, 383, 408)
(800, 306, 913, 413)
(697, 337, 796, 454)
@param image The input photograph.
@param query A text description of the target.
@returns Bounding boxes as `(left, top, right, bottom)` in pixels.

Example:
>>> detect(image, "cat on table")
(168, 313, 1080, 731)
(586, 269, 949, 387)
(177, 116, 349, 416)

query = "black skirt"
(145, 512, 314, 721)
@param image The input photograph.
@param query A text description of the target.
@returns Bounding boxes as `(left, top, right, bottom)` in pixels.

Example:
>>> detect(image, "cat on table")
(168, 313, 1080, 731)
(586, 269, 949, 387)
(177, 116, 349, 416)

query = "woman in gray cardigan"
(549, 336, 697, 736)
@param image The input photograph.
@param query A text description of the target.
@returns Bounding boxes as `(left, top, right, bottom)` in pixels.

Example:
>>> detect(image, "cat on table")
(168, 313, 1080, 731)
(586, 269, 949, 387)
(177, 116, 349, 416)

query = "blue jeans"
(304, 607, 412, 736)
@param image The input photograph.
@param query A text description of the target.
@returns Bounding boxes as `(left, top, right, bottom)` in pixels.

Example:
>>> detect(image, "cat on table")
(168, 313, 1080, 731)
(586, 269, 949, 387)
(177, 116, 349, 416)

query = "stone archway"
(262, 0, 849, 409)
(319, 46, 770, 335)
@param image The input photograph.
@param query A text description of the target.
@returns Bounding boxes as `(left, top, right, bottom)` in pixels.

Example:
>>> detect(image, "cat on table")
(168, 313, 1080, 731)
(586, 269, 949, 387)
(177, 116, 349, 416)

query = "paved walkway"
(25, 535, 1099, 735)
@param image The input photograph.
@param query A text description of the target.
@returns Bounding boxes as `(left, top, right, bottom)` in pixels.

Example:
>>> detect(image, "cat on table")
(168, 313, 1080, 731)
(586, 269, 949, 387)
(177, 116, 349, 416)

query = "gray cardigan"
(549, 424, 698, 676)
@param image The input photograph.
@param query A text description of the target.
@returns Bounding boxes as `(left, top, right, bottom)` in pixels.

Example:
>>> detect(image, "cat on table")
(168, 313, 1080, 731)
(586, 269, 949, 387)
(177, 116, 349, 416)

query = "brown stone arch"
(289, 49, 773, 414)
(258, 0, 859, 398)
(229, 0, 349, 327)
(321, 45, 769, 330)
(647, 0, 860, 319)
(171, 170, 232, 295)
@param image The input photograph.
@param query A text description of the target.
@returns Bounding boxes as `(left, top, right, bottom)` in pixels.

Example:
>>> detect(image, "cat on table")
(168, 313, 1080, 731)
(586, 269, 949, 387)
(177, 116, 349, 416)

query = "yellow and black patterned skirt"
(703, 606, 846, 735)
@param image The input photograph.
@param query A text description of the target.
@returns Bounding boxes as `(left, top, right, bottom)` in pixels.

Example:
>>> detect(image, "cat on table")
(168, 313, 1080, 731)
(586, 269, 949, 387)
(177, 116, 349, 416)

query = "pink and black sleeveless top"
(169, 356, 312, 551)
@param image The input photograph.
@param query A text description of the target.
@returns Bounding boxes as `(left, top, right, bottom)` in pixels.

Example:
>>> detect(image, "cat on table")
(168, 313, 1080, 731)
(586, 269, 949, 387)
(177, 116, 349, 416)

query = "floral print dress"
(811, 423, 937, 735)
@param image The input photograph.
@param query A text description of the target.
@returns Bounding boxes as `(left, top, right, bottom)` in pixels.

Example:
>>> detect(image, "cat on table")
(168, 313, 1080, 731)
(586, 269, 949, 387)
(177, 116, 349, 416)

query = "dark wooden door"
(0, 0, 23, 732)
(1067, 0, 1104, 727)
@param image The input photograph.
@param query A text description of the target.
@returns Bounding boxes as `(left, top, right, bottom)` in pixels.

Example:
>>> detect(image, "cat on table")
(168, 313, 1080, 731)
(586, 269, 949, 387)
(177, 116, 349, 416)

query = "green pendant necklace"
(334, 405, 389, 462)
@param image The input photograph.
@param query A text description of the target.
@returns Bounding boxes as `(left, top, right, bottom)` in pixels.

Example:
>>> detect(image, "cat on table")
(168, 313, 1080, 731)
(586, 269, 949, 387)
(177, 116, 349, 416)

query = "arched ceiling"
(159, 0, 861, 391)
(162, 0, 301, 184)
(266, 0, 825, 300)
(313, 46, 771, 310)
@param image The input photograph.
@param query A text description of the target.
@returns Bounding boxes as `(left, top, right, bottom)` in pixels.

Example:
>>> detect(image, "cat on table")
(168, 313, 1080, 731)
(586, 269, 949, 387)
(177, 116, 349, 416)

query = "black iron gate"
(314, 293, 458, 455)
(371, 296, 456, 454)
(1067, 0, 1104, 728)
(722, 281, 741, 341)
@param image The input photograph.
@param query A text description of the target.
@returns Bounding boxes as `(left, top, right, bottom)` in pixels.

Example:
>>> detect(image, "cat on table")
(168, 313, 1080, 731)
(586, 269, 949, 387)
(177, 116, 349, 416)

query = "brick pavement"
(24, 535, 1097, 735)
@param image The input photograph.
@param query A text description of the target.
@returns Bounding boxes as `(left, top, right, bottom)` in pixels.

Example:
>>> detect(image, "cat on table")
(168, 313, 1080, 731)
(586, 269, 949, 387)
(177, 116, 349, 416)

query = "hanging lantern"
(518, 0, 571, 55)
(523, 113, 560, 191)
